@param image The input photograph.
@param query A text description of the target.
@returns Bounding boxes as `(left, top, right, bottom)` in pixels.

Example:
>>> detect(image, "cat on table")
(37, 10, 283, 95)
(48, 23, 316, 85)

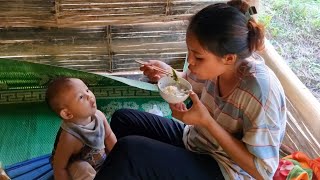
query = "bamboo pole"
(247, 0, 259, 10)
(259, 40, 320, 144)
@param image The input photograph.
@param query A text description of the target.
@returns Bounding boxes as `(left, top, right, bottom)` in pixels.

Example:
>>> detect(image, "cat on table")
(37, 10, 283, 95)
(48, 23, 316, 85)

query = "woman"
(95, 0, 286, 179)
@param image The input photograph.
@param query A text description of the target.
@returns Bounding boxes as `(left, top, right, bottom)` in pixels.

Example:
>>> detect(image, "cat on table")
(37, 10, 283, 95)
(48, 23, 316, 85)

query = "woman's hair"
(187, 0, 265, 60)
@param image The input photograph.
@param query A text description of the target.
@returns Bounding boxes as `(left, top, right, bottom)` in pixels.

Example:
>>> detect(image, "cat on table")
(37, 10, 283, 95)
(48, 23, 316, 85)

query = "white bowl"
(157, 76, 192, 104)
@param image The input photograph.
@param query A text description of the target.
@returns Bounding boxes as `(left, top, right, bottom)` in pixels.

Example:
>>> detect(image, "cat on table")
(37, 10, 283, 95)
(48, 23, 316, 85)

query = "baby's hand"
(0, 163, 10, 180)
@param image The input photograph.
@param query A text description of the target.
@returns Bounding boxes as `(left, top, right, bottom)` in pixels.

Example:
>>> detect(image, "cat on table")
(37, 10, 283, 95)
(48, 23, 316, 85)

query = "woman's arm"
(170, 92, 264, 179)
(204, 116, 264, 180)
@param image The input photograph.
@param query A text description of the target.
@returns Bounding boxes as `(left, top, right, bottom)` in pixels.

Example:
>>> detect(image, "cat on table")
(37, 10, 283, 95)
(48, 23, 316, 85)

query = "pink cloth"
(273, 159, 295, 180)
(273, 152, 320, 180)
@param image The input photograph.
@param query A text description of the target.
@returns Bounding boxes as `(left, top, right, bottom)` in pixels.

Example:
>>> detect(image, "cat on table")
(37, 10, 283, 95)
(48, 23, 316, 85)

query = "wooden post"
(247, 0, 260, 9)
(246, 0, 260, 19)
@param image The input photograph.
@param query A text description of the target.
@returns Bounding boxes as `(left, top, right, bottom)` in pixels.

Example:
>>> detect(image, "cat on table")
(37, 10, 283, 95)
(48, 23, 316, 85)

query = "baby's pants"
(68, 161, 96, 180)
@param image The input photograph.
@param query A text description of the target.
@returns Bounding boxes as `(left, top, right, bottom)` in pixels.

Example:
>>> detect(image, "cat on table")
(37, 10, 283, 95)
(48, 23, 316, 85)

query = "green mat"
(0, 58, 173, 166)
(0, 98, 171, 166)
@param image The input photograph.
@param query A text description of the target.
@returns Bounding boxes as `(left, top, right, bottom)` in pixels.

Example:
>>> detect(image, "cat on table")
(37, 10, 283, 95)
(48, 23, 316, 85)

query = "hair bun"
(227, 0, 250, 14)
(247, 19, 265, 52)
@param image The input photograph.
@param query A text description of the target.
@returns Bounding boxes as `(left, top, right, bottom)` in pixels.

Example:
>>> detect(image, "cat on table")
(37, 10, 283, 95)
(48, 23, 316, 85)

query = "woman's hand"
(169, 91, 212, 127)
(140, 60, 171, 82)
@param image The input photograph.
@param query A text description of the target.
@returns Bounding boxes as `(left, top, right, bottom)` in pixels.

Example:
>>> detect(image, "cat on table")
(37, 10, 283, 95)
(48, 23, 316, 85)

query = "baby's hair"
(187, 0, 265, 60)
(45, 77, 73, 115)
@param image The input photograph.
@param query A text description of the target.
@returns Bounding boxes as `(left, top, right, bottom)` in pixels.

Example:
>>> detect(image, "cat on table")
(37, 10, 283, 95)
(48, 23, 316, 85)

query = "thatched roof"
(0, 0, 215, 28)
(0, 0, 217, 73)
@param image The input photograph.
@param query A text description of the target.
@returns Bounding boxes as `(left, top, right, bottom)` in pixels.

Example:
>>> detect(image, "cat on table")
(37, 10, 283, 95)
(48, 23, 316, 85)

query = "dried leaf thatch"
(0, 0, 218, 73)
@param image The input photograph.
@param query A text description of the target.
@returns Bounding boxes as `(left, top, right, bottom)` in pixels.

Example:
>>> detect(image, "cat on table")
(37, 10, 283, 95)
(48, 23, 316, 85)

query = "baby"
(46, 77, 117, 180)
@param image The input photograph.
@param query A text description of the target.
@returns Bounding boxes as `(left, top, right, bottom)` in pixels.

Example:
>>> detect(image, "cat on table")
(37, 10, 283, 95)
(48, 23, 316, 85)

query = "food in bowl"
(157, 76, 192, 104)
(162, 85, 187, 97)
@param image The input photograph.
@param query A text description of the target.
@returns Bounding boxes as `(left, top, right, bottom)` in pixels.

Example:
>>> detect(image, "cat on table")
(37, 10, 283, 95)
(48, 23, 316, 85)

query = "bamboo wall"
(0, 0, 217, 73)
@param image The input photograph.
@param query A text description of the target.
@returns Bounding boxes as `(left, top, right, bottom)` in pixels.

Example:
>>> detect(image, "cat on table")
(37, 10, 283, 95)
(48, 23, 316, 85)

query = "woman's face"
(186, 34, 227, 80)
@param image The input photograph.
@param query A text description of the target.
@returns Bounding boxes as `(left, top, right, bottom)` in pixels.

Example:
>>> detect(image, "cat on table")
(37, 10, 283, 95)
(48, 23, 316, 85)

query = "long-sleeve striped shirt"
(182, 53, 287, 180)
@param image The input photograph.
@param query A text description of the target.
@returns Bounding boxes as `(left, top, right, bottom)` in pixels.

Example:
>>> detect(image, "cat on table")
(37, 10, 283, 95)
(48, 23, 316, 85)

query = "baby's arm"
(97, 110, 117, 154)
(53, 131, 83, 180)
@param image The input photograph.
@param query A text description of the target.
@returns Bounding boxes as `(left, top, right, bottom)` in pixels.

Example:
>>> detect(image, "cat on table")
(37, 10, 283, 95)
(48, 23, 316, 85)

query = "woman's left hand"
(169, 91, 213, 127)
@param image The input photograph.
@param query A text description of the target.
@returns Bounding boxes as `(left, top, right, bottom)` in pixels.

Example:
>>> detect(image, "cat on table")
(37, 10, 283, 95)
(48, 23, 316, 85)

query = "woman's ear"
(60, 109, 73, 120)
(223, 54, 237, 65)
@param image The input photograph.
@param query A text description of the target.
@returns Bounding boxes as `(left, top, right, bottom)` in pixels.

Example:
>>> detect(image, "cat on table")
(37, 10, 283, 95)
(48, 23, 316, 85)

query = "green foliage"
(259, 0, 320, 100)
(260, 0, 320, 33)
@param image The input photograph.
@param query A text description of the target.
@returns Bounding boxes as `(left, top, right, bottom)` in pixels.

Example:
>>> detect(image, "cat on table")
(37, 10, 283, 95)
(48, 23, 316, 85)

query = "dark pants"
(95, 108, 224, 180)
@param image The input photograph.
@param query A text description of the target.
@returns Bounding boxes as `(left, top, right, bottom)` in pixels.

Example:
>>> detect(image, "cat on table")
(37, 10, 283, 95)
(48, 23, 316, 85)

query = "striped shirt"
(182, 54, 287, 180)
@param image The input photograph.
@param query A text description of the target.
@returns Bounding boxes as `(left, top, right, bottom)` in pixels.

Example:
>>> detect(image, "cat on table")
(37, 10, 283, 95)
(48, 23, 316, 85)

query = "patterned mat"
(0, 99, 171, 167)
(0, 58, 172, 167)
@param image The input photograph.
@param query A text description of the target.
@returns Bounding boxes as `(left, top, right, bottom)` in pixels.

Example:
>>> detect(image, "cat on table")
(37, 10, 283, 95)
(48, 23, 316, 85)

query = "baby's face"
(60, 79, 97, 121)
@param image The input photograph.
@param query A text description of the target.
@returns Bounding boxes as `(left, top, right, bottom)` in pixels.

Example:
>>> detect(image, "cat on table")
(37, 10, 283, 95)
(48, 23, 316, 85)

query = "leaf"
(172, 68, 178, 82)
